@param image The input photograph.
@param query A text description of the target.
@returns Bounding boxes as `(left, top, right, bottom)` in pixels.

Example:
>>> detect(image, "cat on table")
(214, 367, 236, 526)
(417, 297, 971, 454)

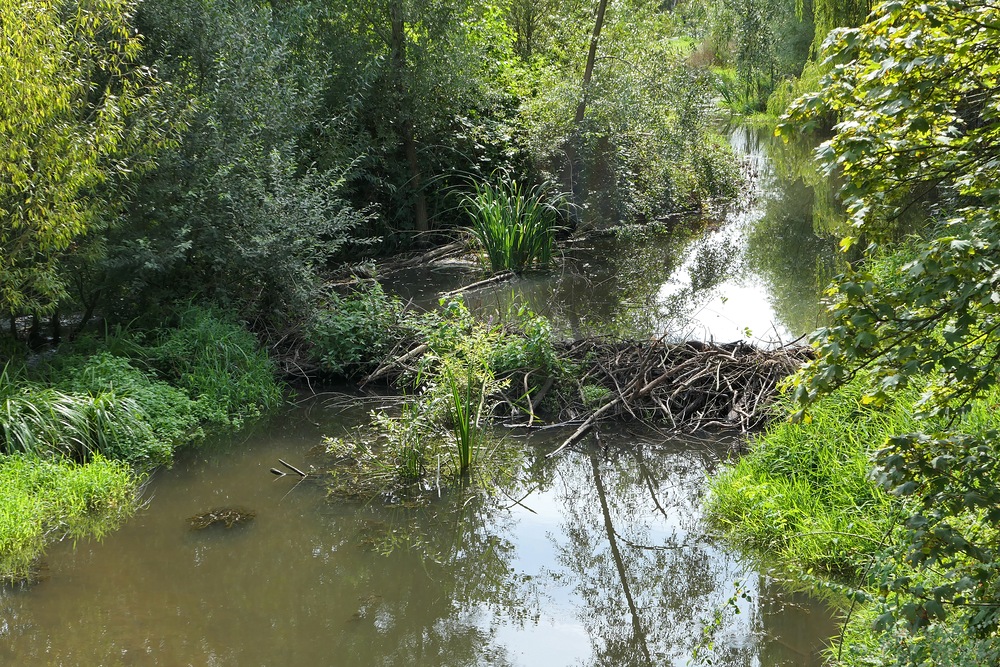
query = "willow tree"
(0, 0, 167, 328)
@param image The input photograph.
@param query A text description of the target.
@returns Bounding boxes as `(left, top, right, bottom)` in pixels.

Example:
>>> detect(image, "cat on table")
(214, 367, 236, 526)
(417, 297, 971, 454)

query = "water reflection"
(0, 404, 836, 666)
(388, 127, 845, 346)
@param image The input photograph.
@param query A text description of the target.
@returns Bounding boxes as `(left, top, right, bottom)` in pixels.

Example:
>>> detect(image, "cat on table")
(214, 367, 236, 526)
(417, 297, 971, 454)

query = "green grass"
(706, 373, 1000, 665)
(705, 377, 914, 578)
(0, 454, 137, 582)
(463, 174, 561, 274)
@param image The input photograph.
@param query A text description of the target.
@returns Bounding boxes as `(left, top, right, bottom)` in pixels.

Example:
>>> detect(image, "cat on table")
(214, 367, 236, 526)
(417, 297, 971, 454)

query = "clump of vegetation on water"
(322, 300, 545, 500)
(307, 283, 415, 377)
(0, 454, 137, 583)
(462, 172, 565, 274)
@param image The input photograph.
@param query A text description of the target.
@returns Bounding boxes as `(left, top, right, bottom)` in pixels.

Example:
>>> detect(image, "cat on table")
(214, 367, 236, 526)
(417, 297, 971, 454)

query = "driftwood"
(440, 271, 515, 298)
(368, 336, 811, 447)
(377, 241, 467, 275)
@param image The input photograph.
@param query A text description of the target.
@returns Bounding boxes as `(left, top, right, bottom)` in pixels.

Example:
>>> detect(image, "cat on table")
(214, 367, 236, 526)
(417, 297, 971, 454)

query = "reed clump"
(463, 173, 563, 274)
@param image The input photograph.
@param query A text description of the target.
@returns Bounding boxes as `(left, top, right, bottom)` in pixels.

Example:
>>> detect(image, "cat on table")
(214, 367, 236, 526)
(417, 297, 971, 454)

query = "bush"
(308, 283, 412, 377)
(142, 307, 283, 428)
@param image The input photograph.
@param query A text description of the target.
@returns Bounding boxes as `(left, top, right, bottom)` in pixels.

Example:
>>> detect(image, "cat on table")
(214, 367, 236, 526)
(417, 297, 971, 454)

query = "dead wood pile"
(533, 339, 811, 455)
(366, 334, 812, 447)
(547, 339, 809, 430)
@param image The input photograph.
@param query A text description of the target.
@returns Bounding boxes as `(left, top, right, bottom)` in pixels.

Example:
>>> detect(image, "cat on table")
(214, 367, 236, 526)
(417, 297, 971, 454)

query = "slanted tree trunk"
(575, 0, 609, 126)
(566, 0, 610, 220)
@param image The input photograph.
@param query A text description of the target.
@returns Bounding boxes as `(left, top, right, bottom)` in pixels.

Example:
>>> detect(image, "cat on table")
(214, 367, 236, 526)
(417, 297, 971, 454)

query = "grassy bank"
(0, 308, 282, 582)
(705, 373, 1000, 664)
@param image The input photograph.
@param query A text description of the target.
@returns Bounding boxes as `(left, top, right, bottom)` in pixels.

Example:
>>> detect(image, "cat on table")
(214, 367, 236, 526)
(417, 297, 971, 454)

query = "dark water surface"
(1, 400, 837, 666)
(0, 129, 844, 665)
(389, 128, 842, 347)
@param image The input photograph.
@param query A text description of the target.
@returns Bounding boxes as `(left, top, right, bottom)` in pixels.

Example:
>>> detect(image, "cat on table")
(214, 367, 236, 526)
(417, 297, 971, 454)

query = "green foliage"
(517, 1, 740, 222)
(0, 454, 137, 582)
(324, 300, 535, 496)
(706, 376, 905, 577)
(37, 352, 201, 465)
(489, 304, 560, 377)
(313, 0, 521, 238)
(102, 0, 372, 328)
(1, 309, 278, 463)
(141, 307, 283, 428)
(771, 4, 1000, 658)
(0, 0, 171, 319)
(308, 283, 412, 377)
(463, 173, 562, 274)
(0, 364, 166, 464)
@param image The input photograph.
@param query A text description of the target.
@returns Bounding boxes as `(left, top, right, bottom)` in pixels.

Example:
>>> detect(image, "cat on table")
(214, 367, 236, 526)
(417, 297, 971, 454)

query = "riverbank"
(0, 307, 282, 582)
(705, 368, 1000, 665)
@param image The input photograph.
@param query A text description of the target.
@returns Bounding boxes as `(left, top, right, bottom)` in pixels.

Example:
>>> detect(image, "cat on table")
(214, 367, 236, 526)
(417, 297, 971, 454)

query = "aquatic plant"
(324, 300, 518, 497)
(308, 283, 412, 377)
(463, 173, 562, 274)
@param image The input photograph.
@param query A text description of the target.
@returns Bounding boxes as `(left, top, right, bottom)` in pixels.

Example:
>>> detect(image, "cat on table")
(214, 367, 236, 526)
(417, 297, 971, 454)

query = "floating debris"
(188, 507, 256, 530)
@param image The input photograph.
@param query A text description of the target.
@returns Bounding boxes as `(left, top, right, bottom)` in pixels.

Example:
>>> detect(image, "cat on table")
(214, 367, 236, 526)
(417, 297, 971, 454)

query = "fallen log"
(440, 271, 515, 298)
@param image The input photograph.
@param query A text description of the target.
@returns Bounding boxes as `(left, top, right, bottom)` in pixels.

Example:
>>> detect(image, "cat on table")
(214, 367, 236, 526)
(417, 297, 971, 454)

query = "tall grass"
(0, 454, 137, 582)
(705, 377, 913, 578)
(144, 306, 283, 427)
(463, 174, 561, 274)
(0, 366, 157, 463)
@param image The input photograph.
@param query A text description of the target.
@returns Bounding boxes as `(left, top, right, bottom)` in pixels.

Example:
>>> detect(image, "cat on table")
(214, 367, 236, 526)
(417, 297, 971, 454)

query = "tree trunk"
(51, 307, 61, 346)
(566, 0, 610, 220)
(575, 0, 609, 126)
(390, 1, 429, 233)
(589, 449, 654, 666)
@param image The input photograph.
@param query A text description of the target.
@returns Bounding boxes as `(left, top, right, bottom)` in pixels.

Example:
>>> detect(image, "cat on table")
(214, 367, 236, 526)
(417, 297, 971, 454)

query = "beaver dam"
(360, 333, 812, 450)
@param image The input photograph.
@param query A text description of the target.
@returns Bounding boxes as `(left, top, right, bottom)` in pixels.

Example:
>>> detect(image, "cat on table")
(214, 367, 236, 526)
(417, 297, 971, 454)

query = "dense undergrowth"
(0, 308, 282, 582)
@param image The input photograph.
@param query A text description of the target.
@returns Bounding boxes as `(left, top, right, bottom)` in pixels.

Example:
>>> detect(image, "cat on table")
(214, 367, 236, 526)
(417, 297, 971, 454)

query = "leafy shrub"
(308, 283, 412, 376)
(489, 305, 560, 377)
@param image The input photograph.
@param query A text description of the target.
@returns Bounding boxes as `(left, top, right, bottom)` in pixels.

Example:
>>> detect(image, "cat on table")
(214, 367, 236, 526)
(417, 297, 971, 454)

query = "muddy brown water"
(0, 128, 845, 665)
(0, 401, 838, 666)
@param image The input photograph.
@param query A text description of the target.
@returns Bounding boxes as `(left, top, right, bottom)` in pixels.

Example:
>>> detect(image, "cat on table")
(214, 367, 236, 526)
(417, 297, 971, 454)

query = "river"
(0, 128, 844, 666)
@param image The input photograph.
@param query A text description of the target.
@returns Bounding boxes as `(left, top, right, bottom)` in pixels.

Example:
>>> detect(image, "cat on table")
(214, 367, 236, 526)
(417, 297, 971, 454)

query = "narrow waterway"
(0, 400, 837, 666)
(0, 128, 844, 665)
(390, 128, 842, 346)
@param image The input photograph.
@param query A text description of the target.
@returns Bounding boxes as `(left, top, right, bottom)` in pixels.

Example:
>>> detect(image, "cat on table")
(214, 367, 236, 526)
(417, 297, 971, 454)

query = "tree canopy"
(0, 0, 168, 319)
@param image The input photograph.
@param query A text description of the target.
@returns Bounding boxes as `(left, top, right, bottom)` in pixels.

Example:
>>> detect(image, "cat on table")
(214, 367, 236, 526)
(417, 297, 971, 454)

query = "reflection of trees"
(549, 436, 750, 665)
(466, 231, 700, 340)
(1, 412, 835, 666)
(744, 130, 846, 337)
(545, 433, 833, 667)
